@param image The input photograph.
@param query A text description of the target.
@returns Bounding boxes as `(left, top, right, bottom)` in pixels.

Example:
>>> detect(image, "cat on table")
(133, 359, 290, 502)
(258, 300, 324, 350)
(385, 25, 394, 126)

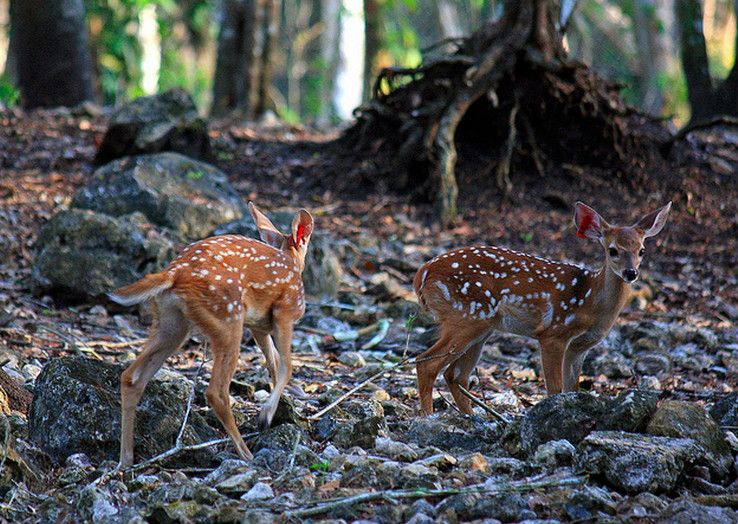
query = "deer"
(413, 201, 671, 415)
(108, 202, 313, 467)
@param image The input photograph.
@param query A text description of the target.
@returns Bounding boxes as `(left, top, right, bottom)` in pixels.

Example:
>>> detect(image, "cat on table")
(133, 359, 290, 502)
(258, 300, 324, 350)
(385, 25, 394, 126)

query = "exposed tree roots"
(341, 0, 670, 225)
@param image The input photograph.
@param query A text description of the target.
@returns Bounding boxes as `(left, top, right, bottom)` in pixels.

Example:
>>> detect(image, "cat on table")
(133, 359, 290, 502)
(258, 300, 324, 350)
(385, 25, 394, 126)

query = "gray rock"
(601, 389, 660, 432)
(32, 209, 173, 301)
(634, 352, 672, 377)
(28, 356, 218, 464)
(240, 482, 274, 501)
(435, 491, 536, 522)
(564, 485, 616, 520)
(215, 471, 260, 494)
(406, 411, 501, 453)
(582, 349, 634, 378)
(375, 437, 418, 462)
(657, 499, 738, 523)
(337, 351, 367, 368)
(647, 400, 732, 480)
(519, 393, 607, 455)
(77, 486, 119, 524)
(710, 392, 738, 427)
(341, 458, 399, 489)
(532, 439, 576, 469)
(204, 459, 252, 486)
(332, 400, 386, 449)
(575, 431, 701, 493)
(95, 88, 210, 164)
(301, 233, 344, 299)
(252, 423, 305, 471)
(72, 152, 246, 239)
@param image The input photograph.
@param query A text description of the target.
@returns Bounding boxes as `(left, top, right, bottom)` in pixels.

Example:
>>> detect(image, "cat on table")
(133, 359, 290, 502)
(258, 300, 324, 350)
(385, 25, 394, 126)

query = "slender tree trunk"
(212, 0, 261, 117)
(318, 0, 341, 124)
(0, 0, 10, 77)
(255, 0, 278, 118)
(363, 0, 382, 102)
(10, 0, 94, 108)
(632, 0, 663, 114)
(676, 0, 738, 124)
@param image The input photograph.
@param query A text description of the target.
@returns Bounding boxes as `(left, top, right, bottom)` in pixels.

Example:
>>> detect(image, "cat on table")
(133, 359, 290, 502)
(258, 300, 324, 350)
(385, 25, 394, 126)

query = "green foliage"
(85, 0, 214, 108)
(0, 77, 19, 108)
(519, 232, 534, 243)
(185, 169, 204, 180)
(309, 460, 330, 472)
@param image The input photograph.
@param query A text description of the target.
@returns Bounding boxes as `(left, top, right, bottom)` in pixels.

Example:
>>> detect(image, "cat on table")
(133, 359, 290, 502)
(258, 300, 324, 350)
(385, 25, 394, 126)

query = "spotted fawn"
(109, 202, 313, 467)
(414, 201, 671, 415)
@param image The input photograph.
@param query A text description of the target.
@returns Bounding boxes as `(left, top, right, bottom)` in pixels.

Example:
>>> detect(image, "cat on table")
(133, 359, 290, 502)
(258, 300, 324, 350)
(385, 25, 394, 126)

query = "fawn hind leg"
(416, 325, 486, 415)
(204, 318, 253, 460)
(444, 337, 487, 415)
(120, 296, 191, 467)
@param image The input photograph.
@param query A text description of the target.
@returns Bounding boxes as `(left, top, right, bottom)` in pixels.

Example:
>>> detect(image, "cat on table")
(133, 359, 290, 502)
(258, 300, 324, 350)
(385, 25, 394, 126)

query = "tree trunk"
(255, 0, 279, 118)
(363, 0, 383, 102)
(632, 0, 663, 114)
(676, 0, 738, 125)
(318, 0, 341, 124)
(10, 0, 94, 108)
(212, 0, 261, 117)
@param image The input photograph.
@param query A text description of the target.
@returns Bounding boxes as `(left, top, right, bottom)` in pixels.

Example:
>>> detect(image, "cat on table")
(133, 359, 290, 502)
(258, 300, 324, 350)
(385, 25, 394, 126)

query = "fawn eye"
(639, 248, 645, 257)
(608, 247, 618, 257)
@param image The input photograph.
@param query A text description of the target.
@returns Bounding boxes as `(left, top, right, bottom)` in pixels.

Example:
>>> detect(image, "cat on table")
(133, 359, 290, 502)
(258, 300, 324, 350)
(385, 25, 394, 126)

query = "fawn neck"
(587, 263, 631, 330)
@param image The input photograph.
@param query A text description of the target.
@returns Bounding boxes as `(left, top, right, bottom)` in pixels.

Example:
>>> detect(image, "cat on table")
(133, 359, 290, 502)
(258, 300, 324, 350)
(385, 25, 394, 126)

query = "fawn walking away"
(414, 201, 671, 415)
(109, 202, 313, 467)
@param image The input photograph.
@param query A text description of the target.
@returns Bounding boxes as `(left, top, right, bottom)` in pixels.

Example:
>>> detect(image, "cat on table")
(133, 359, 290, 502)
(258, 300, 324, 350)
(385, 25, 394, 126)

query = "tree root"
(342, 0, 667, 225)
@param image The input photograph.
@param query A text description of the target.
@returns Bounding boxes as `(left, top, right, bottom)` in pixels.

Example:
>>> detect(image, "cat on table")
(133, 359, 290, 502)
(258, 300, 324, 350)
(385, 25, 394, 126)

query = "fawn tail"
(108, 272, 174, 306)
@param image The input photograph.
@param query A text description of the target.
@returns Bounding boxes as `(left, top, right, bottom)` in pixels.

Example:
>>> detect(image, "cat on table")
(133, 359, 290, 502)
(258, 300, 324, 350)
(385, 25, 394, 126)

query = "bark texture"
(676, 0, 738, 125)
(212, 0, 277, 118)
(10, 0, 94, 108)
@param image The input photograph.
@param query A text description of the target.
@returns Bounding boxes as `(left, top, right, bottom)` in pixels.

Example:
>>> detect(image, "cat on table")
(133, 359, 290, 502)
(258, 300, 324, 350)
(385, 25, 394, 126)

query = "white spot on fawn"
(435, 281, 451, 301)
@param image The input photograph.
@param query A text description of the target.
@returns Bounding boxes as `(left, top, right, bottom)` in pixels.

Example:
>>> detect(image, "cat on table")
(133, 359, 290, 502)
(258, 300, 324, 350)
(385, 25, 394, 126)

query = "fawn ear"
(248, 202, 285, 248)
(635, 201, 671, 238)
(290, 209, 314, 249)
(574, 202, 609, 241)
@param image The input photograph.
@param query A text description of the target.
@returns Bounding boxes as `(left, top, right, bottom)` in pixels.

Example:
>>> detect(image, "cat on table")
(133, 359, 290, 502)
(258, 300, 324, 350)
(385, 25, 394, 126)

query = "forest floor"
(1, 107, 738, 522)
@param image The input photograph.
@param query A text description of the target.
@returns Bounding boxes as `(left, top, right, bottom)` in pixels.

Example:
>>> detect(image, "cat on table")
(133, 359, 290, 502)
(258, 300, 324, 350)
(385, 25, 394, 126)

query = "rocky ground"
(0, 91, 737, 523)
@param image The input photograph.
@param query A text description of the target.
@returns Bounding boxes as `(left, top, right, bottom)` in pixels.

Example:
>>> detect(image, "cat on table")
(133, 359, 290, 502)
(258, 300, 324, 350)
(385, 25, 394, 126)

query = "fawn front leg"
(252, 329, 279, 387)
(258, 318, 294, 430)
(561, 332, 601, 392)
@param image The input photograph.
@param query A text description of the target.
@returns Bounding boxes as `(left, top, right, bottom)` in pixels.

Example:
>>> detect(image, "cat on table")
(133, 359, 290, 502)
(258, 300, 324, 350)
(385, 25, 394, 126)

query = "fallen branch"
(285, 474, 583, 518)
(457, 384, 511, 424)
(308, 356, 413, 420)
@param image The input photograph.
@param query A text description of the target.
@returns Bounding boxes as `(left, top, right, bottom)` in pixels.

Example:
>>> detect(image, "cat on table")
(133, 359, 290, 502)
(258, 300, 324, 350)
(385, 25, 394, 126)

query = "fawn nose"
(623, 268, 639, 282)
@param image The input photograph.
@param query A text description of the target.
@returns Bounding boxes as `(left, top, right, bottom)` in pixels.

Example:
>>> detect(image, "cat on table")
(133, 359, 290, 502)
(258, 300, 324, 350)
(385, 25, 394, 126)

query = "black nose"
(623, 268, 639, 282)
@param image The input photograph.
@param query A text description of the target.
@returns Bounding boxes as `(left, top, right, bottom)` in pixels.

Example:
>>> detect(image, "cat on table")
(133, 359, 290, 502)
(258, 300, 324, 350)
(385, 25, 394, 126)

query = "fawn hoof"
(257, 410, 273, 432)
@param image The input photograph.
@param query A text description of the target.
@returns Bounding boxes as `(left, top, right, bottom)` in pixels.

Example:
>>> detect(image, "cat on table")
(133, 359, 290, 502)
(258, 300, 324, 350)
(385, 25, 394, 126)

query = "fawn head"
(248, 202, 314, 270)
(575, 201, 671, 283)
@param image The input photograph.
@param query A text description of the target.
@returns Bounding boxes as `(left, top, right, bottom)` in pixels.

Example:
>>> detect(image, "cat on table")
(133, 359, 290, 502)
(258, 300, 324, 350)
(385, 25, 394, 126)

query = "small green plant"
(0, 78, 20, 108)
(520, 232, 534, 243)
(309, 460, 330, 472)
(186, 170, 204, 180)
